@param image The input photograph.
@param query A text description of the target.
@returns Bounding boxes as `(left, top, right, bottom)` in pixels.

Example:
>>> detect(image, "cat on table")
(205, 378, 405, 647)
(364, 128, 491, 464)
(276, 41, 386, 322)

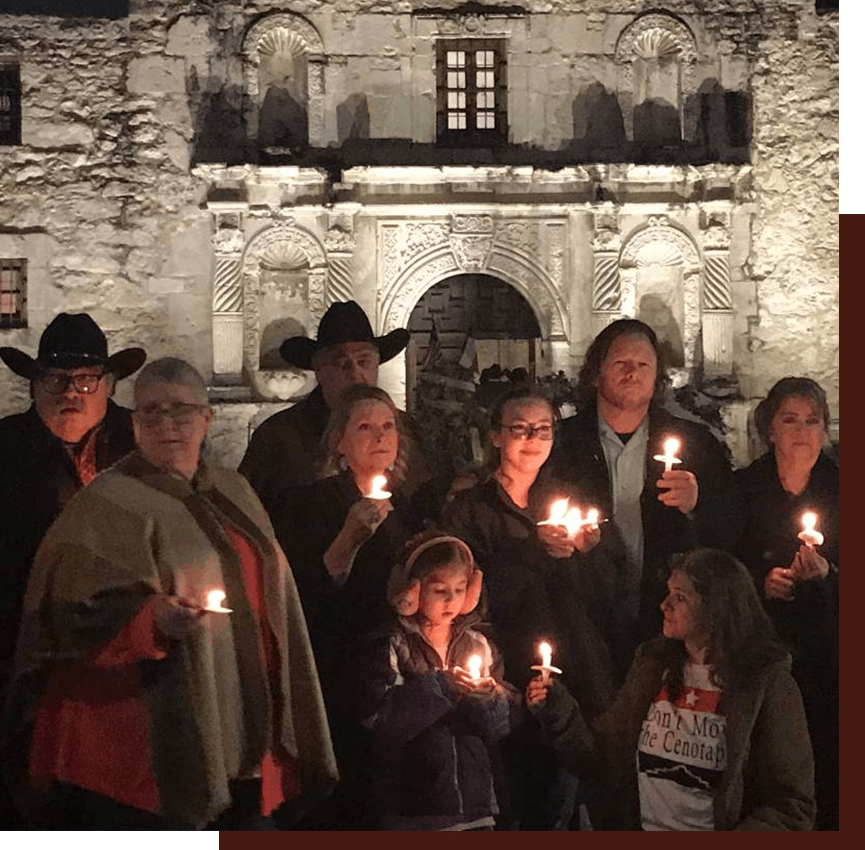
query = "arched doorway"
(405, 273, 546, 473)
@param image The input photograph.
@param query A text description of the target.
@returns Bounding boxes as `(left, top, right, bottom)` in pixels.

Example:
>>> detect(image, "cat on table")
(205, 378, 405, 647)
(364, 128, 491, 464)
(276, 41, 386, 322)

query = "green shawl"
(12, 451, 338, 827)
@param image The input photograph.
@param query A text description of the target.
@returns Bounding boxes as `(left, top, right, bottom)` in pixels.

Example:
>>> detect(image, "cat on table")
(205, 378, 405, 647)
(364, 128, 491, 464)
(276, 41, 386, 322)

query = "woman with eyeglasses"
(442, 384, 630, 830)
(6, 358, 337, 830)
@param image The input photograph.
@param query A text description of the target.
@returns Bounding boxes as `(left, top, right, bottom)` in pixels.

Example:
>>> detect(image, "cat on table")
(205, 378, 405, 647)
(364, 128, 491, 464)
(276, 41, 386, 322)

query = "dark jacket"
(0, 401, 135, 698)
(442, 471, 625, 716)
(735, 450, 838, 829)
(532, 638, 816, 831)
(549, 401, 741, 641)
(362, 612, 523, 830)
(271, 470, 422, 770)
(239, 385, 432, 515)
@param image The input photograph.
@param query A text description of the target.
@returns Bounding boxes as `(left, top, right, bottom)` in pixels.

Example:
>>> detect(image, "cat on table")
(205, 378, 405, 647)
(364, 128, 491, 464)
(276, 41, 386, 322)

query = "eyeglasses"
(500, 422, 554, 441)
(135, 402, 209, 426)
(38, 372, 105, 395)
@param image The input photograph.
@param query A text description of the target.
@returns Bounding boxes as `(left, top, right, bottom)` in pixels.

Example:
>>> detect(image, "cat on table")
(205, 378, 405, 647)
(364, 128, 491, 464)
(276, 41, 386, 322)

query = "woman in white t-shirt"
(526, 548, 816, 830)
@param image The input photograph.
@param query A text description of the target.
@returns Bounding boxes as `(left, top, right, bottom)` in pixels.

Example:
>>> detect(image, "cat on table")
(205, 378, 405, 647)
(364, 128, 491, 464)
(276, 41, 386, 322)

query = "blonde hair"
(321, 383, 407, 485)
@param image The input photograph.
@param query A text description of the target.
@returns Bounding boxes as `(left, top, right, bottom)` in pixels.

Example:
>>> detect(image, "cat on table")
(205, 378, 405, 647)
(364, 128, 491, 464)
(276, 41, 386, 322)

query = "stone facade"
(0, 1, 838, 470)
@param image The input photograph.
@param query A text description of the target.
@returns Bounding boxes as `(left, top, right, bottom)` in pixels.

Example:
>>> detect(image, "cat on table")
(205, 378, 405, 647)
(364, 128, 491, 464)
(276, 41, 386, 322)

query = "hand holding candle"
(655, 437, 698, 515)
(452, 653, 494, 695)
(538, 499, 603, 555)
(530, 639, 562, 686)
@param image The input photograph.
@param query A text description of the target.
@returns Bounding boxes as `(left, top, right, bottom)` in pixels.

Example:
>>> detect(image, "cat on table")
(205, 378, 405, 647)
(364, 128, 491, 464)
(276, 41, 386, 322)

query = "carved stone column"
(308, 56, 326, 148)
(700, 216, 734, 377)
(324, 226, 356, 304)
(211, 219, 246, 384)
(591, 210, 622, 336)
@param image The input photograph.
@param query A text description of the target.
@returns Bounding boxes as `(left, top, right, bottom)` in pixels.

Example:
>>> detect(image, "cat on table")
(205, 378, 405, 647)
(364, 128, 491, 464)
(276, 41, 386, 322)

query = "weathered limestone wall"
(747, 7, 839, 440)
(0, 1, 838, 469)
(0, 12, 213, 414)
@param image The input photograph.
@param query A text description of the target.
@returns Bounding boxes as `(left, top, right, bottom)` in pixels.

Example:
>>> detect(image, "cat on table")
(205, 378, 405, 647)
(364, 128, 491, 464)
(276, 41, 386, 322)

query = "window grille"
(437, 40, 506, 144)
(0, 64, 21, 146)
(0, 259, 27, 329)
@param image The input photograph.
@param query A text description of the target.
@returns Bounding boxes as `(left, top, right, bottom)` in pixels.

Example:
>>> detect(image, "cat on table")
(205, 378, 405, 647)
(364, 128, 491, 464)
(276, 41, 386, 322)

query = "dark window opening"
(436, 39, 507, 145)
(0, 64, 22, 146)
(0, 259, 27, 329)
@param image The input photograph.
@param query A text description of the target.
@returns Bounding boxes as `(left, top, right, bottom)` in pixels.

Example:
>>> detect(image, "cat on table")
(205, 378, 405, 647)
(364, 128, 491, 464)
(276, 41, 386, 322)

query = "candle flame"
(549, 498, 569, 524)
(664, 437, 680, 457)
(467, 654, 482, 681)
(206, 589, 226, 610)
(367, 474, 392, 500)
(802, 512, 817, 532)
(539, 640, 552, 668)
(586, 508, 600, 527)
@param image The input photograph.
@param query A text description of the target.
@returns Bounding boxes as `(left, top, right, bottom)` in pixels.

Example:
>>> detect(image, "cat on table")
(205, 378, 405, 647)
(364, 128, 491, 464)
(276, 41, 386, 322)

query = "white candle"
(653, 437, 683, 473)
(531, 639, 563, 685)
(467, 654, 482, 681)
(798, 511, 824, 548)
(204, 589, 233, 613)
(366, 474, 392, 500)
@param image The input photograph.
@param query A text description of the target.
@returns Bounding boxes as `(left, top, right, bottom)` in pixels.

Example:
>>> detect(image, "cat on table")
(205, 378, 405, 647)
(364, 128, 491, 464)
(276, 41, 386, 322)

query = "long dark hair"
(662, 549, 787, 702)
(575, 318, 669, 410)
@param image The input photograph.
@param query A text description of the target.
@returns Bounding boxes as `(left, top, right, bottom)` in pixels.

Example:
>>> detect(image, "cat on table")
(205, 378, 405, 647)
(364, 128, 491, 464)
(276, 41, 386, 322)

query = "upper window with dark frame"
(0, 64, 22, 146)
(0, 259, 27, 329)
(436, 39, 507, 145)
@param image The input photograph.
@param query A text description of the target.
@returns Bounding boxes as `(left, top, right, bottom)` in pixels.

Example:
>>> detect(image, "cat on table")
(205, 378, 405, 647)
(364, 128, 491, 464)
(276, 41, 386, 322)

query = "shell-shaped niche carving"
(259, 239, 309, 271)
(258, 27, 308, 59)
(634, 240, 683, 267)
(633, 28, 682, 60)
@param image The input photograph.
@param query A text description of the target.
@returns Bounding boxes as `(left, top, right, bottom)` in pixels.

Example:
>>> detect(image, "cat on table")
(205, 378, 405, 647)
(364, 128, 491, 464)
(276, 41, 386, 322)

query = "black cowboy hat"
(0, 312, 147, 380)
(279, 301, 410, 371)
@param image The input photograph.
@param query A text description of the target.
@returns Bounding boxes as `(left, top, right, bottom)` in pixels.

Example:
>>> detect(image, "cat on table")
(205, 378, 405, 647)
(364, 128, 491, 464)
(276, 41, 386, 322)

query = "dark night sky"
(0, 0, 128, 17)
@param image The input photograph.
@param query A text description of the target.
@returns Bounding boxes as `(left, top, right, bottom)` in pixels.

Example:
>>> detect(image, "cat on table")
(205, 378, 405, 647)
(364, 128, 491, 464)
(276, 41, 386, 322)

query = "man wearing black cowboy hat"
(0, 313, 146, 773)
(239, 300, 430, 513)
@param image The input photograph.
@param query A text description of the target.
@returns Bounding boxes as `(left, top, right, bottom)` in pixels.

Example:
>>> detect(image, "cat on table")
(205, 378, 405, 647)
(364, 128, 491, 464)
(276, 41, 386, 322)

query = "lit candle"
(366, 474, 392, 500)
(653, 437, 683, 473)
(204, 589, 233, 613)
(467, 654, 482, 682)
(530, 639, 563, 685)
(798, 512, 824, 548)
(539, 499, 602, 537)
(537, 498, 570, 527)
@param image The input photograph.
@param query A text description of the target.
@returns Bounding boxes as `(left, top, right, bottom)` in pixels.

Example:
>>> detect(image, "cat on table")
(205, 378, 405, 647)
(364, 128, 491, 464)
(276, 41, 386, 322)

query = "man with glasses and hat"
(239, 300, 430, 514)
(0, 314, 146, 742)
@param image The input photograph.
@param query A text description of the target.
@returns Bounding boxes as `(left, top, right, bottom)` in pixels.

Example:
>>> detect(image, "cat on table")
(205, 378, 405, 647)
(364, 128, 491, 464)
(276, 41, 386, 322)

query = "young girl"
(363, 532, 522, 831)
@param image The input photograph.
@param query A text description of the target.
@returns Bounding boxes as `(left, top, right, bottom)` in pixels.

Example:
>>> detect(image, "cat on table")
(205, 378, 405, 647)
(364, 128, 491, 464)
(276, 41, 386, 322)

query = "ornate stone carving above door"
(379, 215, 569, 344)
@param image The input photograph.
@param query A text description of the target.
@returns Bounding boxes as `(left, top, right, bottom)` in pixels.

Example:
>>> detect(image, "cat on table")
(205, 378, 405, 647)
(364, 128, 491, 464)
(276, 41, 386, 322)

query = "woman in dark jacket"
(441, 384, 629, 829)
(272, 384, 422, 828)
(735, 377, 838, 830)
(528, 549, 815, 831)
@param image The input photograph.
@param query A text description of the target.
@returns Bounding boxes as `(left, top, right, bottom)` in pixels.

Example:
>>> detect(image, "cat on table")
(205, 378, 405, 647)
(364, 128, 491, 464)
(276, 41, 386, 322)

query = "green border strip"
(838, 0, 852, 213)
